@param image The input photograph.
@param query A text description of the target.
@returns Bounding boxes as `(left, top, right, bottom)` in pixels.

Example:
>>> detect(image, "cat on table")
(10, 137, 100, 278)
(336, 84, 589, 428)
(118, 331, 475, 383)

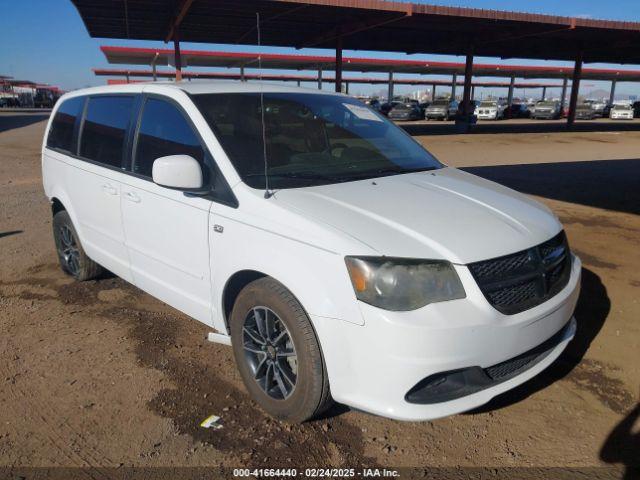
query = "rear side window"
(134, 98, 205, 178)
(47, 96, 84, 152)
(80, 96, 135, 168)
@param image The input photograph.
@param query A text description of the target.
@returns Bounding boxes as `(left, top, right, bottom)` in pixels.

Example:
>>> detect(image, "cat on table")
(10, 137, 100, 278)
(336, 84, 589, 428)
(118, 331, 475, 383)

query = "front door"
(120, 96, 213, 324)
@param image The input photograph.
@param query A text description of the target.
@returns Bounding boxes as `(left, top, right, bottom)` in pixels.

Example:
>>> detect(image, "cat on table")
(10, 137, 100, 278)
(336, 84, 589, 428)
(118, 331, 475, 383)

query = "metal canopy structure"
(100, 46, 640, 82)
(72, 1, 640, 63)
(93, 68, 562, 94)
(71, 0, 640, 127)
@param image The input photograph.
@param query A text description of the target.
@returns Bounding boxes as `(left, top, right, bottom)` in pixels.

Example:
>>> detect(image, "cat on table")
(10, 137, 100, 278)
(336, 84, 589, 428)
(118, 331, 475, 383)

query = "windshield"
(480, 102, 497, 108)
(430, 100, 449, 107)
(537, 102, 557, 107)
(613, 104, 631, 110)
(192, 92, 442, 189)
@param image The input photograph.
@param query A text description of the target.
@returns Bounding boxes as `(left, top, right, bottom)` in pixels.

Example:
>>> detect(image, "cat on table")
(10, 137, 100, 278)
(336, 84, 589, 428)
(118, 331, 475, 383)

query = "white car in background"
(477, 100, 507, 120)
(42, 82, 580, 422)
(610, 104, 634, 120)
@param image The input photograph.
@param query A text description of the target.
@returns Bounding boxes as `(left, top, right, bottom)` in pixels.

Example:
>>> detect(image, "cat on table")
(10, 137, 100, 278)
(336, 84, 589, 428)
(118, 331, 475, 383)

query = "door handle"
(125, 191, 141, 203)
(102, 184, 118, 196)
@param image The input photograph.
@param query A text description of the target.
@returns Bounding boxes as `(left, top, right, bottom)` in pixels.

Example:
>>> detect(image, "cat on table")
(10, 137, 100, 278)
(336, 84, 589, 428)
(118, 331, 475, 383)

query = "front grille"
(468, 231, 571, 315)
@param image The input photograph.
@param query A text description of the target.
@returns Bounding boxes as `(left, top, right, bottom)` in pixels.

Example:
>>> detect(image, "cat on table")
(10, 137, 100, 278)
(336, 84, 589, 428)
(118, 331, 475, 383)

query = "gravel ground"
(0, 112, 638, 479)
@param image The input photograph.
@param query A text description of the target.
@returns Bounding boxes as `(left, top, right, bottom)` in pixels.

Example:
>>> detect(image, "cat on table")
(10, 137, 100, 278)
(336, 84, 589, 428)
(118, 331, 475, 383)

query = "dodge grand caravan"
(42, 82, 581, 422)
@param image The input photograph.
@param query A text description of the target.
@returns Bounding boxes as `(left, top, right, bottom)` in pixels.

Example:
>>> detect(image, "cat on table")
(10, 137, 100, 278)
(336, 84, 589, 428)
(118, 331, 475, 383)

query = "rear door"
(55, 95, 137, 282)
(120, 95, 213, 324)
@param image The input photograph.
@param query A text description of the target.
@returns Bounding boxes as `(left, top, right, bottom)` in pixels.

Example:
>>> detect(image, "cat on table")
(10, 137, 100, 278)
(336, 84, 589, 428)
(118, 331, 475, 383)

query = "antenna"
(256, 12, 272, 199)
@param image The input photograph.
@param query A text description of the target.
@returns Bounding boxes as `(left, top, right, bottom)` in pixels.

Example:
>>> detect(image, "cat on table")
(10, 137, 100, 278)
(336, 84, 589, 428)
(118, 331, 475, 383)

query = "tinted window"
(193, 92, 442, 190)
(80, 96, 134, 167)
(133, 98, 205, 179)
(47, 96, 84, 152)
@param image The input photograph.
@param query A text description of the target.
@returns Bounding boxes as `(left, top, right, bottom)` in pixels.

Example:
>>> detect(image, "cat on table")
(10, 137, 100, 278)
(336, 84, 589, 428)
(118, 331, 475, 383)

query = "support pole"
(567, 51, 584, 128)
(507, 75, 515, 107)
(451, 73, 457, 100)
(173, 29, 182, 82)
(125, 72, 130, 84)
(432, 84, 436, 101)
(240, 66, 245, 82)
(297, 80, 301, 87)
(541, 86, 547, 100)
(318, 66, 323, 90)
(151, 52, 159, 82)
(609, 79, 617, 106)
(560, 77, 568, 113)
(461, 46, 474, 124)
(345, 82, 349, 95)
(388, 71, 394, 102)
(471, 85, 475, 102)
(335, 37, 343, 93)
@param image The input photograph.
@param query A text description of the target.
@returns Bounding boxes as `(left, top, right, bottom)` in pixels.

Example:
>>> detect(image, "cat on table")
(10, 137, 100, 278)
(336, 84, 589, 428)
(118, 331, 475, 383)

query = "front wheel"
(53, 210, 103, 281)
(230, 277, 332, 422)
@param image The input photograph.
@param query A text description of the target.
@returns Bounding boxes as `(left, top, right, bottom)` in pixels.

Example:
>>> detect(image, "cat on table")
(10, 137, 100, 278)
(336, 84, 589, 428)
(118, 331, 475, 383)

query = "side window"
(80, 96, 135, 168)
(47, 96, 84, 152)
(134, 98, 205, 179)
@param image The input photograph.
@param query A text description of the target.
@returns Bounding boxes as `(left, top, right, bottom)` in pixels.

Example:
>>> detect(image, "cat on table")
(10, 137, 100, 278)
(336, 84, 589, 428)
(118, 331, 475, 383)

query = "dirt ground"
(0, 112, 638, 479)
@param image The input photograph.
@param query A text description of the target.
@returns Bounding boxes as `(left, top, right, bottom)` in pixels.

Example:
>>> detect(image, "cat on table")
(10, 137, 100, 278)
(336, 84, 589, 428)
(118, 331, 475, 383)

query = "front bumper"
(314, 255, 581, 421)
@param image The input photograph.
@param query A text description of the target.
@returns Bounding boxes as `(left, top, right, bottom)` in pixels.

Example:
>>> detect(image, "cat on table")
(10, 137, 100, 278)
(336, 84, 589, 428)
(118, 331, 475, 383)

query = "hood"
(274, 167, 561, 264)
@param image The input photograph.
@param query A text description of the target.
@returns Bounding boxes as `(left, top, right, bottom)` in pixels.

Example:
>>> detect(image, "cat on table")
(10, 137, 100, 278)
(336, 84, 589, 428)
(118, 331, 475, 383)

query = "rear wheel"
(53, 210, 103, 281)
(230, 277, 332, 422)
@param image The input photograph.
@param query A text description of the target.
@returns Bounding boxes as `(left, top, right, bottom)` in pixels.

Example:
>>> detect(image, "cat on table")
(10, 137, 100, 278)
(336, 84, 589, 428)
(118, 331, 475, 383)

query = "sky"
(2, 0, 640, 99)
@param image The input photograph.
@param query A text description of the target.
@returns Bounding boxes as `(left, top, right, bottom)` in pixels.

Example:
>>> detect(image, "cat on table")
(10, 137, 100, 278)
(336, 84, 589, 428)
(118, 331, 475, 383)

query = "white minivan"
(42, 82, 581, 422)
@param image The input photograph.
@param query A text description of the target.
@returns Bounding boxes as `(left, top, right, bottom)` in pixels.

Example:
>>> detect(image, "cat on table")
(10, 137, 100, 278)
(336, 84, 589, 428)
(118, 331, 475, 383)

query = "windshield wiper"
(345, 166, 438, 179)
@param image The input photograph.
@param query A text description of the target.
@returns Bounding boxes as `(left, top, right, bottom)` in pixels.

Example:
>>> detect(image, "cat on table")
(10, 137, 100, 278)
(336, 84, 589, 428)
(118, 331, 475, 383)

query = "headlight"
(345, 256, 466, 311)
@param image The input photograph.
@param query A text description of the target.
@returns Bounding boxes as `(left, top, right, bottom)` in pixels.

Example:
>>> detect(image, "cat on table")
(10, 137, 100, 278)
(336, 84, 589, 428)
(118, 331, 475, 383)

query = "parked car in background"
(43, 82, 580, 423)
(476, 100, 507, 120)
(504, 104, 530, 119)
(632, 101, 640, 118)
(380, 100, 402, 117)
(575, 103, 597, 120)
(530, 101, 561, 120)
(610, 103, 634, 120)
(425, 99, 458, 120)
(588, 100, 610, 117)
(388, 102, 423, 121)
(366, 98, 381, 111)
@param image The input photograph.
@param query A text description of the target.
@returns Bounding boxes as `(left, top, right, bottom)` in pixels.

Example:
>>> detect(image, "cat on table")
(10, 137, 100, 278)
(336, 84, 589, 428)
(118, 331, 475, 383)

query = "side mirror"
(152, 155, 204, 192)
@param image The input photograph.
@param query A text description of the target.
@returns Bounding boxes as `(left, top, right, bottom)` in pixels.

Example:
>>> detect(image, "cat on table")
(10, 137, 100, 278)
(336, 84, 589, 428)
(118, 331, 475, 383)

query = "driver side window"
(134, 98, 206, 179)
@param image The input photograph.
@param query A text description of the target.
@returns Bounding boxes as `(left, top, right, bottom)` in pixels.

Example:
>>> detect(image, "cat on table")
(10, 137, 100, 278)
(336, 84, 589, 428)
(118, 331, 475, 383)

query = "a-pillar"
(541, 86, 547, 100)
(388, 71, 394, 101)
(240, 66, 245, 82)
(318, 66, 323, 90)
(431, 84, 436, 101)
(567, 51, 584, 127)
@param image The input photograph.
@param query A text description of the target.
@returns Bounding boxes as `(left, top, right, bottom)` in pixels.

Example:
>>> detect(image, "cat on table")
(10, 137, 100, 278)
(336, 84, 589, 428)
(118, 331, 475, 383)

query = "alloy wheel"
(242, 306, 298, 400)
(59, 225, 80, 276)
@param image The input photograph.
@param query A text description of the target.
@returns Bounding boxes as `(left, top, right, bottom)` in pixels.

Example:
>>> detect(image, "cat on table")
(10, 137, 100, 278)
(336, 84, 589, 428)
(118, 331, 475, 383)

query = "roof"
(93, 68, 563, 89)
(60, 80, 337, 100)
(100, 46, 640, 82)
(71, 0, 640, 63)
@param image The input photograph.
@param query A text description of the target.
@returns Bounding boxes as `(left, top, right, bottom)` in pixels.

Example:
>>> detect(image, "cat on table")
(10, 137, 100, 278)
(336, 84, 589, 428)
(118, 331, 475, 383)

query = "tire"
(230, 277, 332, 422)
(52, 210, 103, 281)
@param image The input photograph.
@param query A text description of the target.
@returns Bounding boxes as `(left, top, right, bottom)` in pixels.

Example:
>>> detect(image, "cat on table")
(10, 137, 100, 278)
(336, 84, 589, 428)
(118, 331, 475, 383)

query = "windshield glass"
(430, 100, 449, 107)
(537, 102, 557, 107)
(613, 104, 631, 110)
(192, 92, 442, 189)
(480, 101, 497, 108)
